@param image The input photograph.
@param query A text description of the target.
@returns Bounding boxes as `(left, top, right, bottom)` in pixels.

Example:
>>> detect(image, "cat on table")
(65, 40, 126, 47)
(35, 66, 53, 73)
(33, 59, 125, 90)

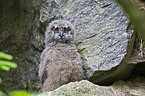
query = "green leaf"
(9, 90, 32, 96)
(0, 65, 10, 71)
(0, 52, 13, 60)
(117, 0, 145, 41)
(0, 60, 17, 69)
(0, 91, 7, 96)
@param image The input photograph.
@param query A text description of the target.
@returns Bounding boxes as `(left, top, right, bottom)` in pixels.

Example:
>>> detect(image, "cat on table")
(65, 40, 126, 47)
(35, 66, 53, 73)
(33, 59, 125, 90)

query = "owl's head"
(45, 20, 75, 46)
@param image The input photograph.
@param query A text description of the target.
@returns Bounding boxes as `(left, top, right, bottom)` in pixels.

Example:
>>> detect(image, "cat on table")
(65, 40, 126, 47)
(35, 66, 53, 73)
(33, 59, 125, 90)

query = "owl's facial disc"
(53, 27, 64, 39)
(52, 26, 72, 40)
(49, 20, 74, 44)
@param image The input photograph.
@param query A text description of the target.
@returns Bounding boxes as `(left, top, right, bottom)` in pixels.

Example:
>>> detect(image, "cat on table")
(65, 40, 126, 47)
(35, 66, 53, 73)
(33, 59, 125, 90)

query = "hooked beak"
(59, 31, 64, 39)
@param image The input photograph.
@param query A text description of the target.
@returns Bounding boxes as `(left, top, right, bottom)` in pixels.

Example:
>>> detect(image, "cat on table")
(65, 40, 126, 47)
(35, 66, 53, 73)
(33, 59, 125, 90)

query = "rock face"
(0, 0, 145, 92)
(32, 76, 145, 96)
(40, 0, 137, 85)
(0, 0, 42, 92)
(40, 0, 131, 72)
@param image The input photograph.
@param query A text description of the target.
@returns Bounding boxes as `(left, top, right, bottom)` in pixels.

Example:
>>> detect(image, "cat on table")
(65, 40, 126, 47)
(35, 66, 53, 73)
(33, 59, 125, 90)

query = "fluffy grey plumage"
(45, 20, 75, 47)
(38, 20, 84, 91)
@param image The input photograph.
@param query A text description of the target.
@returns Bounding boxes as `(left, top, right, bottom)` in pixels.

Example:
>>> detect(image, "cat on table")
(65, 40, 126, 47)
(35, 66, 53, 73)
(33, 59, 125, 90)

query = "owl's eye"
(64, 27, 71, 33)
(64, 27, 68, 33)
(54, 27, 59, 33)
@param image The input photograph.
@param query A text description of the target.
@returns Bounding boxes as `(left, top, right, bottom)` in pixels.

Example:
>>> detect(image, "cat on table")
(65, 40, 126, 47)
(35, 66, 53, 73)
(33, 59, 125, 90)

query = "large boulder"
(32, 76, 145, 96)
(0, 0, 42, 92)
(39, 0, 142, 85)
(0, 0, 145, 92)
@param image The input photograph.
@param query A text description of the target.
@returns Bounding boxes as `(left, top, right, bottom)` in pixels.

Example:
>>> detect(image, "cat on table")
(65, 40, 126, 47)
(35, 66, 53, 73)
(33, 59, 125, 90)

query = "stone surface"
(32, 75, 145, 96)
(0, 0, 144, 93)
(40, 0, 132, 75)
(0, 0, 42, 92)
(40, 0, 136, 85)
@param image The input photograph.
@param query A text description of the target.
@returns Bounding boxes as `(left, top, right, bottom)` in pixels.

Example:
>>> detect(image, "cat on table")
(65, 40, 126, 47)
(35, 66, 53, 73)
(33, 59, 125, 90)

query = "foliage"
(0, 91, 7, 96)
(8, 90, 32, 96)
(0, 52, 17, 72)
(117, 0, 145, 41)
(0, 52, 31, 96)
(0, 52, 17, 84)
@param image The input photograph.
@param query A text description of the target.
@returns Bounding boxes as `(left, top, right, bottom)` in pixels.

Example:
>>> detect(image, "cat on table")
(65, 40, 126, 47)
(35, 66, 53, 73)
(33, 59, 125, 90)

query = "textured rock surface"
(40, 0, 135, 85)
(32, 76, 145, 96)
(0, 0, 144, 92)
(0, 0, 42, 92)
(40, 0, 132, 74)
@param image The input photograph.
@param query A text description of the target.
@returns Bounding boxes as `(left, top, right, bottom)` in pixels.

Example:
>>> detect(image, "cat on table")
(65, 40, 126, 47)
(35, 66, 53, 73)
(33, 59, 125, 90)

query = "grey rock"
(32, 76, 145, 96)
(40, 0, 137, 85)
(0, 0, 144, 92)
(0, 0, 42, 92)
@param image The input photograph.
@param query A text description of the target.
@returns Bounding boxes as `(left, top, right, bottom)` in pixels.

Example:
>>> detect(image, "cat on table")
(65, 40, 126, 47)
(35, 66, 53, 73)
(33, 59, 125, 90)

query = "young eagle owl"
(38, 20, 84, 91)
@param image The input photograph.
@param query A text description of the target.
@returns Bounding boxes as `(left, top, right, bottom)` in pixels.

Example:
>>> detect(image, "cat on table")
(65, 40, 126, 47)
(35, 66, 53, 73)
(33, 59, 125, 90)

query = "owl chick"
(38, 20, 84, 91)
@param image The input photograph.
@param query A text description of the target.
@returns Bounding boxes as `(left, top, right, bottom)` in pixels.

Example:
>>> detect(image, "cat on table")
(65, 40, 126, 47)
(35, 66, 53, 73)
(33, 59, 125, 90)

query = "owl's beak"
(59, 31, 64, 39)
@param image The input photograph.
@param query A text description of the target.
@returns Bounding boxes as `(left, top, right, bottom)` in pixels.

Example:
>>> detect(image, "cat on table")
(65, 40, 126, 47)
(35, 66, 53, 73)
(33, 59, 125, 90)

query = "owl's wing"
(38, 48, 50, 82)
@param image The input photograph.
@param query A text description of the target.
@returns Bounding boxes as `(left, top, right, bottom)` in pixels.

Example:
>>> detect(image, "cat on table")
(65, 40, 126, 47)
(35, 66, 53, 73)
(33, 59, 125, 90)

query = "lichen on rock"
(32, 76, 145, 96)
(40, 0, 134, 85)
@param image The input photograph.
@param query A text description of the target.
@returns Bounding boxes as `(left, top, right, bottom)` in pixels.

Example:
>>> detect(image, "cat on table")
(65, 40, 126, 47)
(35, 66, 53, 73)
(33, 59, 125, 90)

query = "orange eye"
(64, 27, 68, 33)
(54, 27, 59, 33)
